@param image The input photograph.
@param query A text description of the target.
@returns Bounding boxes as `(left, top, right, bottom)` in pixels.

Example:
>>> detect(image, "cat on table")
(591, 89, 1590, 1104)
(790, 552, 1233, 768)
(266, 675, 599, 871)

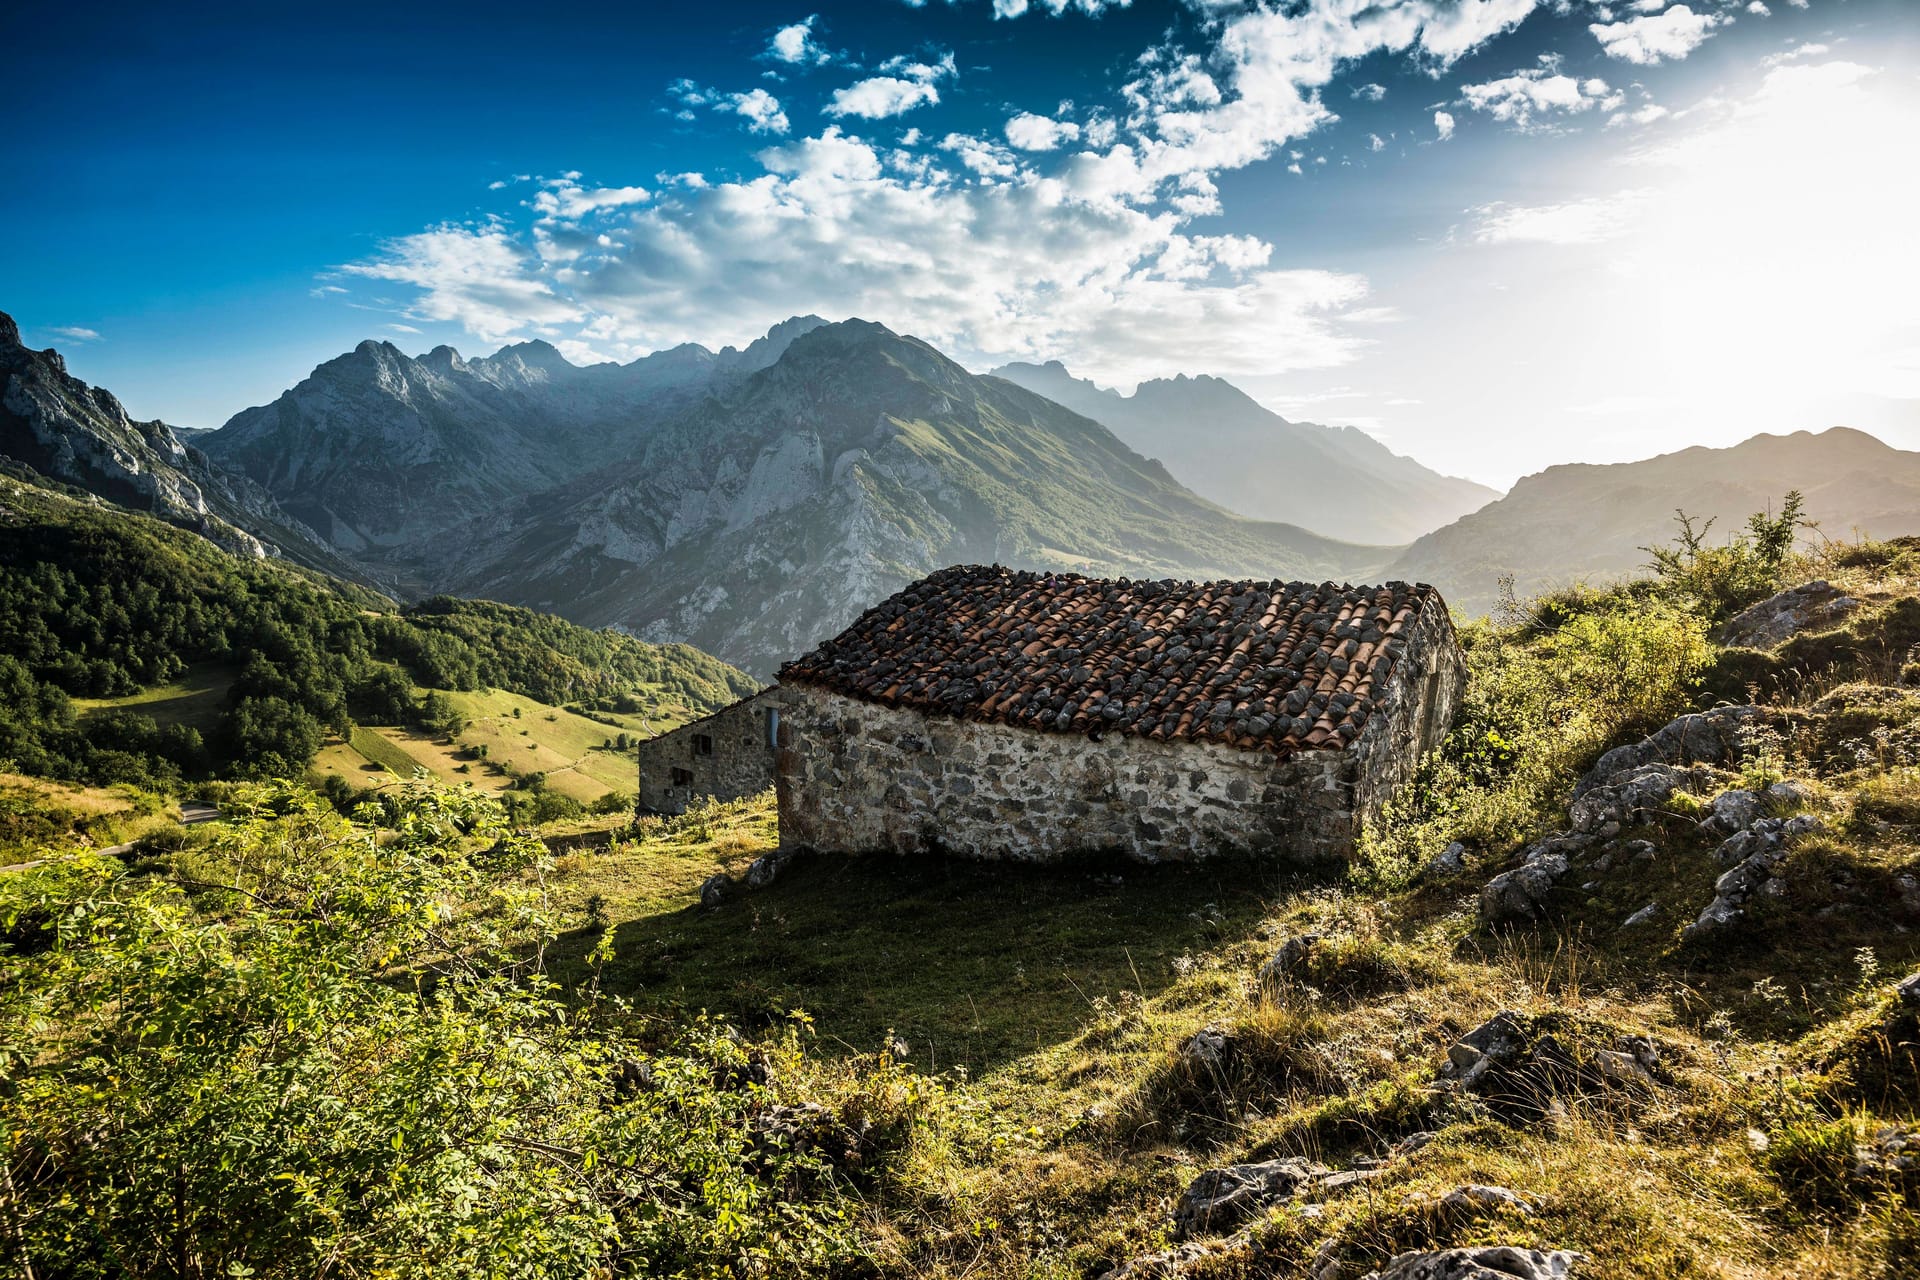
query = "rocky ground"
(570, 538, 1920, 1278)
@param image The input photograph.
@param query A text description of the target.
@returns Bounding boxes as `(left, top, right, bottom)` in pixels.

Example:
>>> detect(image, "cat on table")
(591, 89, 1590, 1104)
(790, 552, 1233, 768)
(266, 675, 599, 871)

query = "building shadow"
(546, 850, 1329, 1076)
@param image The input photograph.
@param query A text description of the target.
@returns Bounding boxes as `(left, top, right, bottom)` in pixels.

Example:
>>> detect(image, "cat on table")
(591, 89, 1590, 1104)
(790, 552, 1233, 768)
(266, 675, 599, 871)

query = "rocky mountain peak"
(421, 344, 466, 374)
(487, 339, 571, 371)
(716, 314, 832, 378)
(0, 309, 20, 349)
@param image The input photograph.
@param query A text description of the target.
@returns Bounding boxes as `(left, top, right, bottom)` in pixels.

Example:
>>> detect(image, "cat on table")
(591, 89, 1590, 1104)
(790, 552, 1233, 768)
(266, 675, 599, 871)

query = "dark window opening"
(693, 733, 714, 757)
(670, 767, 694, 787)
(765, 707, 781, 751)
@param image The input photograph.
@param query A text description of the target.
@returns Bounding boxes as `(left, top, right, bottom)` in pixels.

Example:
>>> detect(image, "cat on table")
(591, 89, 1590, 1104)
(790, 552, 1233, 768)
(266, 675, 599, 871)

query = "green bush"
(0, 782, 865, 1277)
(1360, 593, 1712, 882)
(1642, 490, 1809, 621)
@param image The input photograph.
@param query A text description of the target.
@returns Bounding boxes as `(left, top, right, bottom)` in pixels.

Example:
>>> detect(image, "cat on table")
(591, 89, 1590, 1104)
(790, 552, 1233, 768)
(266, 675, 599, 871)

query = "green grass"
(0, 773, 179, 861)
(305, 687, 686, 803)
(545, 795, 1297, 1070)
(512, 538, 1920, 1278)
(345, 724, 423, 777)
(72, 664, 234, 733)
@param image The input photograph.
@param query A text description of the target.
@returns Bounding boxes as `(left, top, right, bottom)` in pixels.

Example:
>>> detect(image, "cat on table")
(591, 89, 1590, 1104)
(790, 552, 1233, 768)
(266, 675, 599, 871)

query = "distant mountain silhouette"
(1389, 427, 1920, 612)
(990, 360, 1496, 544)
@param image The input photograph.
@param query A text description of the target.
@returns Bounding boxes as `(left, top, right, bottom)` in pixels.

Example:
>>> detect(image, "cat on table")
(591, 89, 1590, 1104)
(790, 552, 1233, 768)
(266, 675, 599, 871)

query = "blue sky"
(3, 0, 1915, 486)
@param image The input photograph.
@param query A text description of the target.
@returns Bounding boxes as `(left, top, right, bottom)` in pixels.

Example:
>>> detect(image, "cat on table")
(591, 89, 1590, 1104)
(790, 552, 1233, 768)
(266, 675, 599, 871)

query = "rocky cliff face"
(200, 317, 830, 554)
(430, 321, 1389, 675)
(990, 360, 1497, 545)
(0, 310, 363, 578)
(1389, 427, 1920, 614)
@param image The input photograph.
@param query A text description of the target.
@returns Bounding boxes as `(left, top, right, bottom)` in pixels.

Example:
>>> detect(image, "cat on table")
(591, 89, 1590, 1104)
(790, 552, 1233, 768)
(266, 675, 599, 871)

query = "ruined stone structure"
(634, 690, 781, 815)
(771, 565, 1465, 864)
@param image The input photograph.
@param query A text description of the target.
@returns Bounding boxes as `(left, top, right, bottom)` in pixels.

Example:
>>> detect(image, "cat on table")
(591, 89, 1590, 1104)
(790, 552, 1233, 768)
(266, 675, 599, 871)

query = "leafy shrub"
(0, 782, 868, 1277)
(1361, 592, 1712, 882)
(1642, 490, 1809, 621)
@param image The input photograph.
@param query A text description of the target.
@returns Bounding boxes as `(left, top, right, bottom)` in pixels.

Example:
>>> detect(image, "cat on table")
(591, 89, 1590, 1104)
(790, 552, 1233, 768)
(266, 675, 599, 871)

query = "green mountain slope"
(0, 471, 756, 791)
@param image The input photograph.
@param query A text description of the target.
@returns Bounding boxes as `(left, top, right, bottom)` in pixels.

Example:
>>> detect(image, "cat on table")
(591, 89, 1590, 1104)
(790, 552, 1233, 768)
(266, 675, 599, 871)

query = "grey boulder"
(1719, 580, 1860, 650)
(1172, 1156, 1329, 1238)
(1361, 1247, 1579, 1280)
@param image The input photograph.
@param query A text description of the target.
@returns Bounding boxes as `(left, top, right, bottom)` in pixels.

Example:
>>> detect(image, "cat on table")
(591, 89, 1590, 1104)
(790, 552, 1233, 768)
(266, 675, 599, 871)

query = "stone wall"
(1350, 593, 1468, 829)
(636, 691, 779, 815)
(775, 686, 1360, 864)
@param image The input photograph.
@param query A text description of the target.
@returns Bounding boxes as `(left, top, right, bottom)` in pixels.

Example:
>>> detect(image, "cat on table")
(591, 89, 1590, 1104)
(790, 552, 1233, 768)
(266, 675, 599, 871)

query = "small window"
(670, 767, 694, 787)
(693, 733, 714, 757)
(765, 707, 781, 751)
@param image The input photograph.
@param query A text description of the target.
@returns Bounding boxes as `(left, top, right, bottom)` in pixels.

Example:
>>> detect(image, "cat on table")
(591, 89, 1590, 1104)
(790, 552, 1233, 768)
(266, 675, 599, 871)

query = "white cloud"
(386, 323, 422, 334)
(769, 15, 830, 65)
(1434, 110, 1456, 139)
(1764, 41, 1830, 66)
(1590, 5, 1729, 65)
(992, 0, 1129, 16)
(1352, 82, 1387, 102)
(1005, 111, 1082, 150)
(728, 88, 791, 134)
(1746, 1, 1769, 14)
(345, 120, 1376, 388)
(1606, 102, 1670, 127)
(1368, 132, 1386, 150)
(672, 80, 792, 134)
(343, 224, 583, 344)
(940, 132, 1021, 178)
(826, 53, 955, 119)
(1470, 190, 1650, 244)
(50, 325, 101, 342)
(1461, 70, 1616, 128)
(309, 284, 348, 298)
(532, 177, 653, 221)
(1080, 0, 1535, 197)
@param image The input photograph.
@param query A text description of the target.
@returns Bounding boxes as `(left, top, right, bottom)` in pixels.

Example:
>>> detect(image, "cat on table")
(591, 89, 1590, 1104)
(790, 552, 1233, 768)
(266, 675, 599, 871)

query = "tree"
(221, 696, 324, 777)
(416, 690, 468, 738)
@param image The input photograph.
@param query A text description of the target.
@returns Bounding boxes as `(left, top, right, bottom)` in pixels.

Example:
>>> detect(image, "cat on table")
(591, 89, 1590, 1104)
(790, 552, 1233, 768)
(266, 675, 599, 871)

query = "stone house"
(634, 691, 782, 815)
(643, 564, 1465, 862)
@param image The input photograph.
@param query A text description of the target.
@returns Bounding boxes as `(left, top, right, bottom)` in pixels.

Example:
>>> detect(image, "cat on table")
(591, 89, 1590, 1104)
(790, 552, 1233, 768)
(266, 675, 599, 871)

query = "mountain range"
(0, 311, 371, 585)
(1389, 426, 1920, 613)
(199, 316, 828, 554)
(9, 304, 1918, 677)
(991, 360, 1497, 545)
(405, 321, 1387, 672)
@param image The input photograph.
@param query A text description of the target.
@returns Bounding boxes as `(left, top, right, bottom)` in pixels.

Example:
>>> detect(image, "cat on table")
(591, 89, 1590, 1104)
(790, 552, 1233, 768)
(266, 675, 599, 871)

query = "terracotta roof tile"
(778, 565, 1449, 756)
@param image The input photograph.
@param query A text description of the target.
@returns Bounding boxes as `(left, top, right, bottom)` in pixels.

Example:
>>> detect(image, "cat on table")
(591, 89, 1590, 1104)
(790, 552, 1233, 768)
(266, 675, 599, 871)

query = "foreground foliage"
(0, 783, 894, 1278)
(8, 497, 1920, 1279)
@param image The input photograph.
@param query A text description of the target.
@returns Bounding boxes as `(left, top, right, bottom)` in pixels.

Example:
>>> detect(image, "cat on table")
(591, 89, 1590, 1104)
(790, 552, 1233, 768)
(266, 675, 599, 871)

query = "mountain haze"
(1389, 427, 1920, 613)
(991, 359, 1497, 544)
(430, 321, 1392, 674)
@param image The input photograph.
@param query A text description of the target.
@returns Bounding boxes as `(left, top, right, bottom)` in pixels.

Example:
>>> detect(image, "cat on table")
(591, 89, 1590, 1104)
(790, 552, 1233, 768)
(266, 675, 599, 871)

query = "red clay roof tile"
(779, 565, 1450, 756)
